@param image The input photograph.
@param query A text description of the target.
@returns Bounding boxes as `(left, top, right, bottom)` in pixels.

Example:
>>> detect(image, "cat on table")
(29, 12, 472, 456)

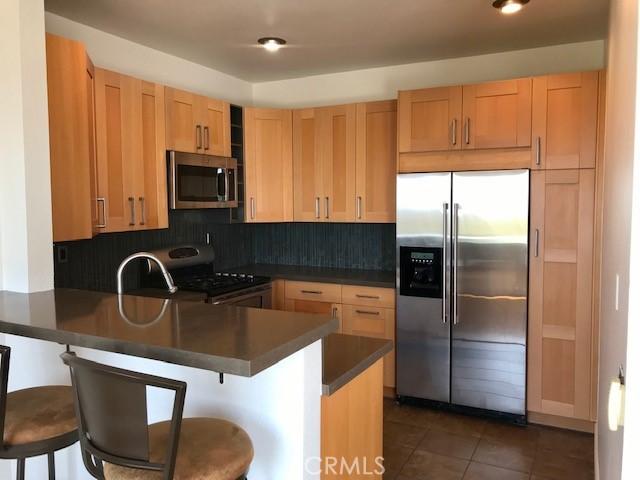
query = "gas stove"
(142, 245, 272, 308)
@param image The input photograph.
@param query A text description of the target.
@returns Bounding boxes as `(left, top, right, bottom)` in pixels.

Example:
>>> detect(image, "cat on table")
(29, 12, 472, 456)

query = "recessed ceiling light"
(258, 37, 287, 52)
(492, 0, 529, 14)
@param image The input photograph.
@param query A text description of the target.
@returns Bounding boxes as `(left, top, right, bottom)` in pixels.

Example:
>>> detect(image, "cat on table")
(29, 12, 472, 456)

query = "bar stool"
(0, 345, 78, 480)
(60, 352, 254, 480)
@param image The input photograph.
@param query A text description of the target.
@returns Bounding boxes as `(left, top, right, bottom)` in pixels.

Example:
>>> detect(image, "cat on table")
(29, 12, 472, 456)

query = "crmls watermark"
(304, 456, 385, 476)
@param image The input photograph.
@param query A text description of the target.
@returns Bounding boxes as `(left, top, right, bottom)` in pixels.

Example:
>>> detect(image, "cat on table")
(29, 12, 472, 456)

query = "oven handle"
(209, 285, 273, 306)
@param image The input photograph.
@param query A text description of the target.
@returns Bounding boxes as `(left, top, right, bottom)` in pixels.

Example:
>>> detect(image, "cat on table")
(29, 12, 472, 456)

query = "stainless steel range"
(143, 245, 272, 308)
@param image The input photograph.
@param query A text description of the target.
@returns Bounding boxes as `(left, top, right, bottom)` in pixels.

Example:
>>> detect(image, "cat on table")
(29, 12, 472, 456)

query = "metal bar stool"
(0, 345, 78, 480)
(61, 352, 253, 480)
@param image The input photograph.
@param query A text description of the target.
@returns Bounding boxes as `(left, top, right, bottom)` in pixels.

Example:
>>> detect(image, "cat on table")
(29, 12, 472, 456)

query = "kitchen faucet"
(116, 252, 178, 295)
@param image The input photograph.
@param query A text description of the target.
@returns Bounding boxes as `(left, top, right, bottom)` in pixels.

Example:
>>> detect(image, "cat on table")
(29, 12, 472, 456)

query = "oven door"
(208, 285, 273, 309)
(169, 151, 238, 209)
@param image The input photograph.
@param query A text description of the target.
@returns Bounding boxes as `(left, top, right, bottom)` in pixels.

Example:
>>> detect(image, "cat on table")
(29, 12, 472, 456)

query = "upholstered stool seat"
(104, 418, 253, 480)
(3, 385, 77, 447)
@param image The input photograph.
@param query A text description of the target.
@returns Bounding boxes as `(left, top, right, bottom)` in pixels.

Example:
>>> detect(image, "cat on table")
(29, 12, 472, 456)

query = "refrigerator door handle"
(452, 203, 460, 325)
(442, 202, 449, 323)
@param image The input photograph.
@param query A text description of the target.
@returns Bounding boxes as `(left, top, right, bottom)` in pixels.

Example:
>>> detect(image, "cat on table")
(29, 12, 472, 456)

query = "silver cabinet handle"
(301, 289, 323, 295)
(139, 197, 145, 226)
(355, 309, 380, 316)
(464, 118, 470, 145)
(96, 197, 106, 228)
(315, 197, 320, 219)
(442, 202, 449, 324)
(128, 197, 135, 226)
(451, 119, 457, 146)
(355, 294, 380, 299)
(535, 136, 542, 166)
(196, 125, 202, 149)
(357, 196, 363, 219)
(452, 203, 460, 325)
(332, 307, 338, 318)
(325, 197, 329, 219)
(204, 126, 210, 150)
(534, 229, 540, 257)
(250, 197, 256, 220)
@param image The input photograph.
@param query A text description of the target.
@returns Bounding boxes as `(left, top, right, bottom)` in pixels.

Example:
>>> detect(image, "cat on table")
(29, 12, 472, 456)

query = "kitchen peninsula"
(0, 289, 390, 480)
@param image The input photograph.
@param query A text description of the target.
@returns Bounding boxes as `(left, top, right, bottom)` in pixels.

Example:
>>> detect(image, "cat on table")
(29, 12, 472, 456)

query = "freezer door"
(451, 170, 529, 415)
(396, 173, 452, 402)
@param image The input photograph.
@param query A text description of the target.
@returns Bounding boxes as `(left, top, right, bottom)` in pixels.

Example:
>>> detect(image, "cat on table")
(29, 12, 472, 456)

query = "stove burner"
(173, 272, 269, 296)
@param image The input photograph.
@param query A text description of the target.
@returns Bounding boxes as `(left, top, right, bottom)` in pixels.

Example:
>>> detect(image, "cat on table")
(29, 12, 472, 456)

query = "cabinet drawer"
(342, 285, 395, 308)
(342, 305, 394, 339)
(284, 281, 342, 303)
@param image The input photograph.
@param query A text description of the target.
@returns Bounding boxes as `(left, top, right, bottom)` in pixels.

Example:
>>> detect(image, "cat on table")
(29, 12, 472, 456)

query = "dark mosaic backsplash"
(54, 213, 395, 292)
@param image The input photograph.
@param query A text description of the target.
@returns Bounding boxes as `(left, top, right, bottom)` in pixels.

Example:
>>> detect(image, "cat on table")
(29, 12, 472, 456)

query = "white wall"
(252, 40, 606, 108)
(597, 0, 639, 479)
(0, 0, 53, 293)
(44, 12, 253, 106)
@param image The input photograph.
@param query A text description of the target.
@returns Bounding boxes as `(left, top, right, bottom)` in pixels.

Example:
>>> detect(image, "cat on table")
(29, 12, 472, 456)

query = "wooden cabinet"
(292, 105, 356, 222)
(244, 108, 293, 222)
(165, 87, 230, 156)
(46, 34, 99, 242)
(398, 86, 462, 153)
(94, 69, 168, 233)
(532, 72, 599, 170)
(355, 101, 397, 222)
(462, 78, 532, 149)
(528, 169, 596, 421)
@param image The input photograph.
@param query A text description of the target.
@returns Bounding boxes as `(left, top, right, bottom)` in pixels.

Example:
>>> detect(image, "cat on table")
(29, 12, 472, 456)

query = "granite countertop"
(0, 289, 337, 377)
(322, 334, 392, 395)
(228, 264, 396, 288)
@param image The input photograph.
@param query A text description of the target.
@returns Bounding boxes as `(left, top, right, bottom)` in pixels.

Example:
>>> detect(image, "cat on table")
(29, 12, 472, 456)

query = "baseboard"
(528, 411, 595, 433)
(383, 386, 395, 398)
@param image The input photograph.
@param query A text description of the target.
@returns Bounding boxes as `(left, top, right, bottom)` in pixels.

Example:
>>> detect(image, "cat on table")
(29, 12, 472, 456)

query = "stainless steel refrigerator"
(396, 170, 529, 417)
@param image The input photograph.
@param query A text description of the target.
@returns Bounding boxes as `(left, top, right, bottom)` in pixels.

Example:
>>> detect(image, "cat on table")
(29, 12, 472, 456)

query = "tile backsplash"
(54, 212, 395, 292)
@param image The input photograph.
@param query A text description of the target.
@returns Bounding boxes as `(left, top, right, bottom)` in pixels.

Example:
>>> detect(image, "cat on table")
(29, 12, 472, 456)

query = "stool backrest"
(60, 352, 186, 480)
(0, 345, 10, 447)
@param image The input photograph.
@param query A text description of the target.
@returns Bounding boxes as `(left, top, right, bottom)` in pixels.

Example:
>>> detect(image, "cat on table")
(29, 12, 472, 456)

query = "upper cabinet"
(244, 108, 293, 222)
(46, 34, 99, 242)
(398, 86, 462, 153)
(94, 69, 168, 233)
(462, 78, 532, 149)
(165, 87, 230, 156)
(355, 101, 397, 222)
(531, 72, 599, 170)
(293, 109, 323, 221)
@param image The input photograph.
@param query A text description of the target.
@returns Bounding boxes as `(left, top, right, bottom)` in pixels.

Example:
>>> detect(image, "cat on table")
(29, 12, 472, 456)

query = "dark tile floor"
(383, 399, 595, 480)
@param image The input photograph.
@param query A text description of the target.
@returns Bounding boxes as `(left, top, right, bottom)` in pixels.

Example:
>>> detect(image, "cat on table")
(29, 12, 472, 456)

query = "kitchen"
(0, 0, 638, 479)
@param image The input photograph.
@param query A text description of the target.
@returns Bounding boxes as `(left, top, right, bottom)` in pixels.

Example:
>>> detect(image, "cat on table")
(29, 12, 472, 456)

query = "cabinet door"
(165, 87, 200, 153)
(462, 78, 532, 149)
(532, 72, 599, 170)
(134, 81, 168, 230)
(293, 109, 324, 221)
(528, 169, 595, 420)
(355, 101, 397, 223)
(244, 108, 293, 222)
(398, 86, 462, 153)
(86, 57, 100, 236)
(284, 299, 342, 332)
(342, 305, 396, 389)
(318, 105, 357, 222)
(200, 97, 231, 156)
(95, 69, 135, 233)
(46, 34, 97, 242)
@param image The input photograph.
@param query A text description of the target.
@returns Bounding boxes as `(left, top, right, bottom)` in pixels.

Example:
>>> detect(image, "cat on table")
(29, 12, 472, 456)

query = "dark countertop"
(322, 334, 392, 395)
(0, 289, 337, 377)
(228, 264, 396, 288)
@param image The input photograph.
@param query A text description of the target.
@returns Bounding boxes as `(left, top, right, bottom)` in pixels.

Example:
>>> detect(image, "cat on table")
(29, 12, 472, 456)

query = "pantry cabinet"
(531, 72, 599, 170)
(528, 169, 596, 421)
(94, 69, 168, 233)
(165, 87, 230, 156)
(244, 108, 293, 222)
(355, 101, 397, 222)
(46, 33, 99, 242)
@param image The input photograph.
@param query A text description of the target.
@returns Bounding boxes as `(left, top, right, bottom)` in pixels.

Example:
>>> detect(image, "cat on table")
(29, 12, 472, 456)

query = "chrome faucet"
(116, 252, 178, 295)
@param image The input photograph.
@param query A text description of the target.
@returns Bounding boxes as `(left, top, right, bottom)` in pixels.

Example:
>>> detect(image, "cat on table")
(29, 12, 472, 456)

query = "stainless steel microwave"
(168, 151, 238, 209)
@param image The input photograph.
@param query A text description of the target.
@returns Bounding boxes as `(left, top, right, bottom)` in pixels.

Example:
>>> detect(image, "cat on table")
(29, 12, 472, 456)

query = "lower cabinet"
(281, 280, 396, 391)
(528, 169, 596, 422)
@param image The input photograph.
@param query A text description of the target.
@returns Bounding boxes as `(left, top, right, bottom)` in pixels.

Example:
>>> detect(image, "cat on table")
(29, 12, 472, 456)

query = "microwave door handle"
(224, 168, 230, 202)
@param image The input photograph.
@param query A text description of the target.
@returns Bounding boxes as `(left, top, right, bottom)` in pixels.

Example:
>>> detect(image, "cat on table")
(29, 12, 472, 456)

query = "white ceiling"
(44, 0, 609, 82)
